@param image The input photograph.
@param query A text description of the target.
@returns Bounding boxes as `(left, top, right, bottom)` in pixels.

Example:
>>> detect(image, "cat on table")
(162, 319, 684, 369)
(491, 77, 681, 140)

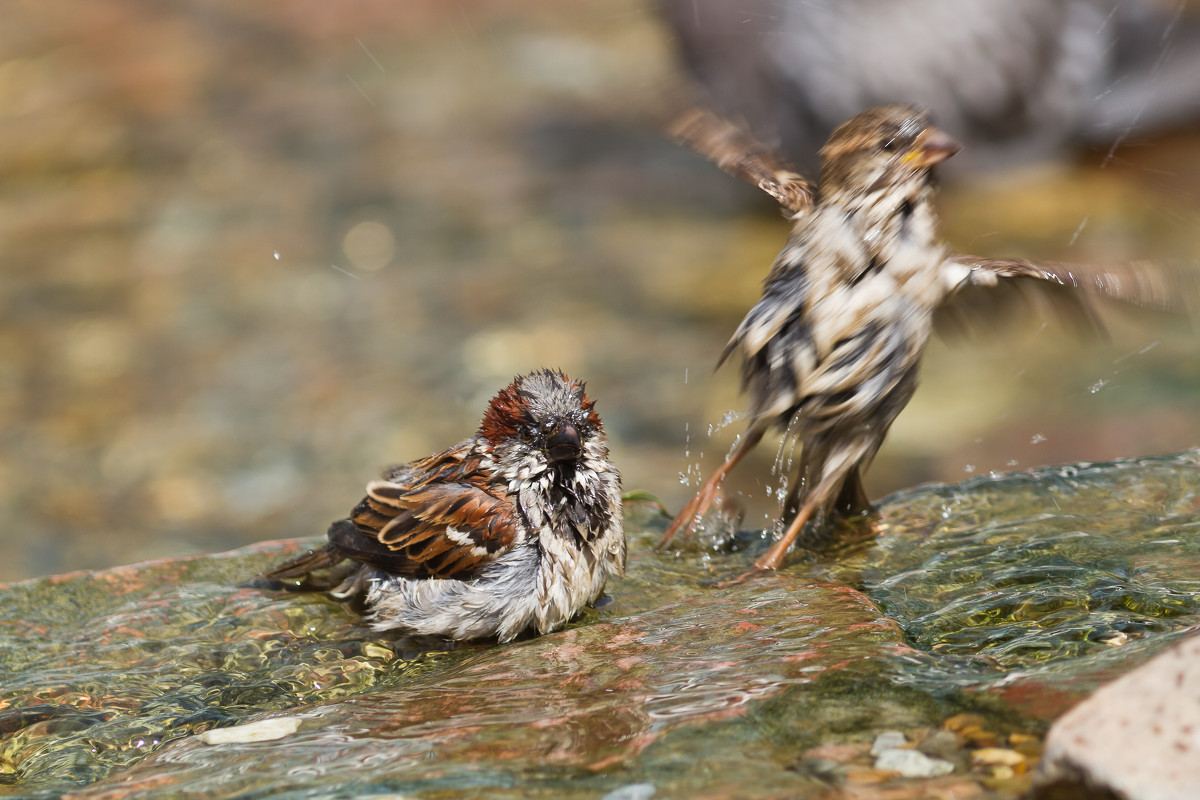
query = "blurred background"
(2, 0, 1199, 581)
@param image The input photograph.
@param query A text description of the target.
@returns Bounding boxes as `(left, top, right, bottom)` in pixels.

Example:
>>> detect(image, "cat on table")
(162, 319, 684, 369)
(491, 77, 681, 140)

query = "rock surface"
(0, 454, 1195, 798)
(1034, 634, 1200, 800)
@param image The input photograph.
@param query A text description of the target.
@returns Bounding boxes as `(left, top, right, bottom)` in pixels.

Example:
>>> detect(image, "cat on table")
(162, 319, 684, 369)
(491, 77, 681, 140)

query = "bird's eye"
(880, 137, 900, 152)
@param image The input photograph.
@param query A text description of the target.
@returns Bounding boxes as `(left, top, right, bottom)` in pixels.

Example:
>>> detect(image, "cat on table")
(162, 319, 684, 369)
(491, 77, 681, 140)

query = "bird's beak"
(547, 423, 582, 463)
(904, 128, 962, 168)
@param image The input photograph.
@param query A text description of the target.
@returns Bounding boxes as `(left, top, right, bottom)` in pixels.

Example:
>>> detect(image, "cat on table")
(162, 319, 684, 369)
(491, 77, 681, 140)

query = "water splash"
(706, 409, 743, 438)
(356, 38, 387, 73)
(677, 422, 695, 486)
(345, 74, 375, 106)
(1067, 215, 1089, 247)
(1113, 341, 1160, 364)
(329, 263, 363, 281)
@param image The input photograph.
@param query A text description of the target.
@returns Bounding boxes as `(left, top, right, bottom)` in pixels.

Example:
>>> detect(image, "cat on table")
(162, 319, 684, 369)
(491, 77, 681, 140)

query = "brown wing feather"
(669, 107, 815, 217)
(338, 447, 522, 580)
(261, 441, 523, 584)
(954, 255, 1196, 310)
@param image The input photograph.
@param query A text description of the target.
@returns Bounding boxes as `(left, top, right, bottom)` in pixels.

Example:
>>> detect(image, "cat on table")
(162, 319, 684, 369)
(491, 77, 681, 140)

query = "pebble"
(870, 729, 908, 756)
(918, 729, 963, 760)
(970, 747, 1026, 768)
(601, 783, 656, 800)
(198, 717, 302, 745)
(875, 747, 955, 778)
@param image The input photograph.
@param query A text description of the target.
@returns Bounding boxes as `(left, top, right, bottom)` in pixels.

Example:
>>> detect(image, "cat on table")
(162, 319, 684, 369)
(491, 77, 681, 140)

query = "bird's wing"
(669, 106, 815, 217)
(337, 446, 523, 581)
(937, 255, 1195, 340)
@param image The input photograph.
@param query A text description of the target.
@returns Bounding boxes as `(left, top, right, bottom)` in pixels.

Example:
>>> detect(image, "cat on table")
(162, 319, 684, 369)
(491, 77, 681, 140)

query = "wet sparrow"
(660, 104, 1188, 572)
(262, 369, 625, 642)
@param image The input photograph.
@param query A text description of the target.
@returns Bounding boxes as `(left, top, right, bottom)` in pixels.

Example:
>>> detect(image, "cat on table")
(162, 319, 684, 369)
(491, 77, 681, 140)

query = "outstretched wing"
(669, 106, 815, 217)
(938, 255, 1196, 340)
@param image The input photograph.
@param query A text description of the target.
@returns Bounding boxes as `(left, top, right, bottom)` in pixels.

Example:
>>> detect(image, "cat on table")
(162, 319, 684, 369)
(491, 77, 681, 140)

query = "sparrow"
(658, 104, 1189, 572)
(261, 369, 625, 642)
(659, 0, 1200, 172)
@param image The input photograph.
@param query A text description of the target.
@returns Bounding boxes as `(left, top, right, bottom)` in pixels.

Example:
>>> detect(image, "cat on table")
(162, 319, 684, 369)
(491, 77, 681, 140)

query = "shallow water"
(837, 455, 1200, 668)
(0, 453, 1197, 798)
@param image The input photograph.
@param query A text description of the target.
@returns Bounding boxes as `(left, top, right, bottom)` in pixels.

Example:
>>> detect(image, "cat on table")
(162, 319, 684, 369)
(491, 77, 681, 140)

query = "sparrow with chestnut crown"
(263, 369, 625, 642)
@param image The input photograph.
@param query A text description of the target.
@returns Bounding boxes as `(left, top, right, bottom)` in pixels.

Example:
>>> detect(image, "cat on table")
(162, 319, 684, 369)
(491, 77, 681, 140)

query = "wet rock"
(1033, 634, 1200, 800)
(0, 457, 1195, 798)
(0, 514, 922, 799)
(197, 717, 301, 745)
(918, 730, 963, 761)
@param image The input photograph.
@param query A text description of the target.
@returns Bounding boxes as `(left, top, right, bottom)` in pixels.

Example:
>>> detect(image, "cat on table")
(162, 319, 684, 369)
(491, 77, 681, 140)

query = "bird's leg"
(657, 426, 765, 549)
(753, 497, 817, 571)
(833, 466, 873, 517)
(751, 458, 880, 571)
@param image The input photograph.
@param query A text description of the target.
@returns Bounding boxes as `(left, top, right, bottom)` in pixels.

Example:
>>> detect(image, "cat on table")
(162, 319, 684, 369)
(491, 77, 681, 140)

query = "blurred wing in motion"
(669, 106, 815, 216)
(938, 255, 1196, 340)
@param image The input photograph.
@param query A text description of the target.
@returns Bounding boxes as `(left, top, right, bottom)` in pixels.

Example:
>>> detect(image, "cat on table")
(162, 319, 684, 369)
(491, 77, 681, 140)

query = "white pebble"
(875, 748, 954, 778)
(870, 730, 908, 756)
(198, 716, 302, 745)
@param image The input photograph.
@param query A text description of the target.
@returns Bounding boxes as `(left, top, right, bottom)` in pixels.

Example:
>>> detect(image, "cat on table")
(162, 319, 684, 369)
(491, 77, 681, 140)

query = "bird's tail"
(259, 543, 346, 581)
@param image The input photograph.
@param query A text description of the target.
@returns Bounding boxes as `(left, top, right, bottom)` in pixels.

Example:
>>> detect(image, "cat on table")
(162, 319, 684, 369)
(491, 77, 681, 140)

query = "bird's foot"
(715, 566, 768, 588)
(655, 481, 723, 550)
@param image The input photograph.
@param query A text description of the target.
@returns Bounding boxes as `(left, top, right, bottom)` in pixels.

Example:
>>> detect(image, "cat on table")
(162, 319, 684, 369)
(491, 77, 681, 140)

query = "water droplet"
(1067, 215, 1089, 247)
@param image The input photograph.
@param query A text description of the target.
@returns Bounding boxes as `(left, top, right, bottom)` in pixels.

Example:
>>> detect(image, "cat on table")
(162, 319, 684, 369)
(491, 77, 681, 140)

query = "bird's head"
(479, 369, 605, 473)
(818, 104, 961, 199)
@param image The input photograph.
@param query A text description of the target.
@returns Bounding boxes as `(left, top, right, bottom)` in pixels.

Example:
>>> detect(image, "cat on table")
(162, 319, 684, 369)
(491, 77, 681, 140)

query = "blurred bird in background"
(659, 0, 1200, 172)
